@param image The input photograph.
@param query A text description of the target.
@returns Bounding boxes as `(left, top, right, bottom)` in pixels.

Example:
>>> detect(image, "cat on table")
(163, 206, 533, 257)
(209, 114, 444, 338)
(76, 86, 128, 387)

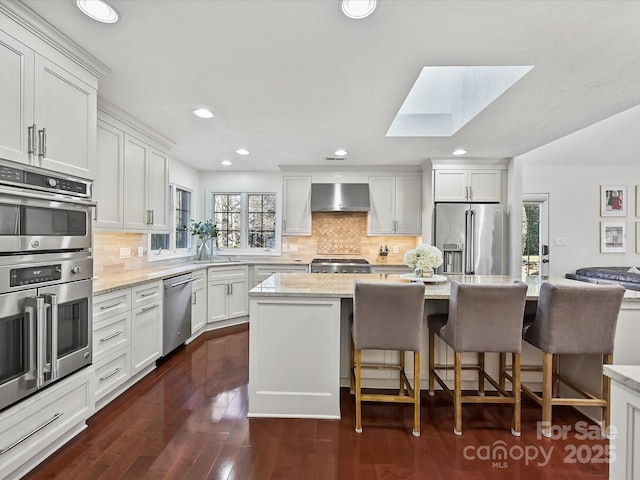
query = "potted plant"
(190, 219, 218, 261)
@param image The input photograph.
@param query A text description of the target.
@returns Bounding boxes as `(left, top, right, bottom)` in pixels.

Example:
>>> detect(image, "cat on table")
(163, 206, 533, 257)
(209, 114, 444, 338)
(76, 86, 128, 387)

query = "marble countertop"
(604, 365, 640, 394)
(248, 273, 583, 299)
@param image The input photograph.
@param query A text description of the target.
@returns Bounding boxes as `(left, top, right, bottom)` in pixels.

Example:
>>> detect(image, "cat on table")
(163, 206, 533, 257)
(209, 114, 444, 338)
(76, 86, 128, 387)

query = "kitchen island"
(247, 273, 579, 419)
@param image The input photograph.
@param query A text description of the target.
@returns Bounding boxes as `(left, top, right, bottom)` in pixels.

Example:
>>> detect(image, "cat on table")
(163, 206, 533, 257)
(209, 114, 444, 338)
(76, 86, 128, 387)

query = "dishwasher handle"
(165, 278, 194, 289)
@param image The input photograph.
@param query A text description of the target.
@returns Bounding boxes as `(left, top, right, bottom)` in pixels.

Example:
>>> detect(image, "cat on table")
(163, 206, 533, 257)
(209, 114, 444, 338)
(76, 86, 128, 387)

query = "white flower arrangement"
(403, 244, 444, 273)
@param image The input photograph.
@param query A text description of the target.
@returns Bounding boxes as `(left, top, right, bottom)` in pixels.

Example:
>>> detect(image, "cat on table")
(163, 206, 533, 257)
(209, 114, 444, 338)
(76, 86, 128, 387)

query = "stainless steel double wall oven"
(0, 159, 94, 412)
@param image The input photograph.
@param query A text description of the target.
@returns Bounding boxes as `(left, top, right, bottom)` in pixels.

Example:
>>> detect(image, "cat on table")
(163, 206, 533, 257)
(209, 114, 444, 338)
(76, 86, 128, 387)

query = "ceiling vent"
(325, 157, 346, 161)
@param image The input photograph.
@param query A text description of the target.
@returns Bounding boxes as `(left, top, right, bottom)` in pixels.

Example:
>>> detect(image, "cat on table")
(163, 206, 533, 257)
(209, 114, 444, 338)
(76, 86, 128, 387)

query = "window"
(210, 192, 277, 253)
(149, 185, 193, 260)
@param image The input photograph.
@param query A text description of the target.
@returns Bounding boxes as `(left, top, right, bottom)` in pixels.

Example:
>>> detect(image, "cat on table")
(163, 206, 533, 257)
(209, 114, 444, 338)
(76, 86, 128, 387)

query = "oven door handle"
(23, 301, 38, 385)
(48, 294, 59, 381)
(35, 296, 46, 388)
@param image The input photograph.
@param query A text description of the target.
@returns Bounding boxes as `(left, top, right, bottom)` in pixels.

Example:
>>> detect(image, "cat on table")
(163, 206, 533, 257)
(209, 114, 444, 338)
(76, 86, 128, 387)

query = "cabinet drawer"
(93, 349, 130, 401)
(0, 369, 91, 478)
(93, 288, 131, 322)
(132, 280, 162, 308)
(208, 266, 248, 281)
(93, 311, 131, 362)
(192, 269, 206, 288)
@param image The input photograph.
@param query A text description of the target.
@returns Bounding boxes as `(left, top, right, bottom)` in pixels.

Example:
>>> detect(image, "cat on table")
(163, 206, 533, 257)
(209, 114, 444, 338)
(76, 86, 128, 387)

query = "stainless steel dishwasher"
(163, 273, 193, 356)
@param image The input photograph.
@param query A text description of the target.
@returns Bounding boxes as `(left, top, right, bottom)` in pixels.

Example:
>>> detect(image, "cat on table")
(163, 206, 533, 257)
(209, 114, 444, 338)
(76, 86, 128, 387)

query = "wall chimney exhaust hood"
(310, 183, 370, 212)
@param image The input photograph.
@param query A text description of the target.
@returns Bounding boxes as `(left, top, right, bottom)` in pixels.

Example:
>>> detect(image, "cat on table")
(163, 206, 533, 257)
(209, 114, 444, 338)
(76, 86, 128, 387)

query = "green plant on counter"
(190, 219, 218, 260)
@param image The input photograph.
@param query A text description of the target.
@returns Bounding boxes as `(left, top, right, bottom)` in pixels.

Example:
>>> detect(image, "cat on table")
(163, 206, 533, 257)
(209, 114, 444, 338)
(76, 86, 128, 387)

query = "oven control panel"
(10, 264, 63, 287)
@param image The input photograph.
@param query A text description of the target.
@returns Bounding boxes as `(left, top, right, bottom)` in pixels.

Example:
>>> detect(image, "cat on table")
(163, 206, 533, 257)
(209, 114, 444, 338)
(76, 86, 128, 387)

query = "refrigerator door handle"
(464, 209, 476, 274)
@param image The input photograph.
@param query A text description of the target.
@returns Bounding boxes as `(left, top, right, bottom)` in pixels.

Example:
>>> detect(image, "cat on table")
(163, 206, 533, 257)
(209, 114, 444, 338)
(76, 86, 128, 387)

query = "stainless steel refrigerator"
(434, 203, 507, 275)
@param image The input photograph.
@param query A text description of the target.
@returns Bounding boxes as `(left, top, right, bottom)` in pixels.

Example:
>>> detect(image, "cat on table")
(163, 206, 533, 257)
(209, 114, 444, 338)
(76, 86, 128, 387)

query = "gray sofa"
(566, 267, 640, 291)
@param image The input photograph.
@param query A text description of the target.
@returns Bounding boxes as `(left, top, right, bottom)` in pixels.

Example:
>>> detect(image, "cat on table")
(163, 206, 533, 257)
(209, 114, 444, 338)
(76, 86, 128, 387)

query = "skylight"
(386, 66, 534, 137)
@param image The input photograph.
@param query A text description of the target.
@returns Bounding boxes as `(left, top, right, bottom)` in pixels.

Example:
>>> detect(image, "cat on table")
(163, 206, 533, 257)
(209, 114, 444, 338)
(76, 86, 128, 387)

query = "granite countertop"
(248, 273, 582, 299)
(604, 365, 640, 394)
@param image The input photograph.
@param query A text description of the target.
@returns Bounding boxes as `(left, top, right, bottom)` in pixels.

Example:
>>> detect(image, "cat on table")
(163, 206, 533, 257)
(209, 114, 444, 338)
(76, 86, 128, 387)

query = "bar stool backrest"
(353, 281, 425, 352)
(524, 282, 625, 355)
(444, 281, 528, 353)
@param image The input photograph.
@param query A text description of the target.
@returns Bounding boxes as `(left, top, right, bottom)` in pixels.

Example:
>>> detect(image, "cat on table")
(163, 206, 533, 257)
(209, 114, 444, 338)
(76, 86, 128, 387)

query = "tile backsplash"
(94, 213, 420, 275)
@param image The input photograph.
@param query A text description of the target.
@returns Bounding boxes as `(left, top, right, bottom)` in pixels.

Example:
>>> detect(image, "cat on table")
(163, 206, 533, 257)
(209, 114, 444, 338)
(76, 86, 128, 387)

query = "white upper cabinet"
(0, 29, 34, 165)
(434, 169, 502, 203)
(34, 55, 97, 179)
(95, 120, 124, 228)
(0, 9, 102, 179)
(96, 106, 171, 233)
(368, 175, 421, 235)
(282, 176, 311, 235)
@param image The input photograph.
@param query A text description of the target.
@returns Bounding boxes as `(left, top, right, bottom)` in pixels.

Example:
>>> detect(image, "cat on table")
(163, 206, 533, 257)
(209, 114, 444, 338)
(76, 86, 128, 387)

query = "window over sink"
(208, 191, 279, 256)
(148, 184, 193, 261)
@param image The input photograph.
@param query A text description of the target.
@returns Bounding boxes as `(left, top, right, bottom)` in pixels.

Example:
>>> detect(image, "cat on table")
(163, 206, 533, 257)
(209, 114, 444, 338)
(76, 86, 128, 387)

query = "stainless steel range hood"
(310, 183, 370, 212)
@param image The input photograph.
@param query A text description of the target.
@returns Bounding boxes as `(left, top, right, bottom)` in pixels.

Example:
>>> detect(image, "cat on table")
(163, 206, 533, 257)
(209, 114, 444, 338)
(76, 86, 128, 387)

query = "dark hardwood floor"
(25, 325, 609, 479)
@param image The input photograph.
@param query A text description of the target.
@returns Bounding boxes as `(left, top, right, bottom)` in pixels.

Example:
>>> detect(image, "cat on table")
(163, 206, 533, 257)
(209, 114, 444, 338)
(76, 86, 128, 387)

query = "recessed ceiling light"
(235, 148, 250, 155)
(221, 160, 232, 166)
(76, 0, 119, 23)
(452, 149, 467, 156)
(193, 108, 214, 119)
(334, 149, 348, 156)
(341, 0, 377, 19)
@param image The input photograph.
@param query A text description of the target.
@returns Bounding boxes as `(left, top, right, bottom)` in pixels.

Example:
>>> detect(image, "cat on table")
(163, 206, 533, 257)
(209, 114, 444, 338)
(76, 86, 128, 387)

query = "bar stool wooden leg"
(399, 350, 405, 395)
(478, 352, 485, 396)
(511, 352, 521, 436)
(355, 350, 363, 433)
(541, 352, 553, 437)
(350, 336, 355, 394)
(499, 352, 507, 390)
(552, 353, 560, 397)
(428, 330, 435, 396)
(602, 353, 613, 438)
(454, 351, 462, 435)
(413, 352, 421, 437)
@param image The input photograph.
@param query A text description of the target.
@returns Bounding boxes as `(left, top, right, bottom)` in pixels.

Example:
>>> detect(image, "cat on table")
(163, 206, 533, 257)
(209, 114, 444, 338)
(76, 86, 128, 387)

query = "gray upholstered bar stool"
(428, 280, 528, 436)
(504, 282, 625, 438)
(351, 280, 426, 436)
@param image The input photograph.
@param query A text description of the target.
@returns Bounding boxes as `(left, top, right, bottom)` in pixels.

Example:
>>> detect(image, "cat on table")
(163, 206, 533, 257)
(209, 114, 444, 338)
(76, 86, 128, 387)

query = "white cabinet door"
(123, 134, 148, 230)
(0, 30, 34, 165)
(228, 278, 248, 318)
(433, 169, 502, 202)
(34, 55, 97, 179)
(147, 148, 169, 231)
(282, 176, 311, 235)
(368, 176, 396, 234)
(395, 175, 421, 234)
(433, 170, 468, 202)
(95, 120, 124, 228)
(468, 170, 501, 202)
(207, 280, 228, 323)
(131, 301, 162, 375)
(191, 282, 207, 334)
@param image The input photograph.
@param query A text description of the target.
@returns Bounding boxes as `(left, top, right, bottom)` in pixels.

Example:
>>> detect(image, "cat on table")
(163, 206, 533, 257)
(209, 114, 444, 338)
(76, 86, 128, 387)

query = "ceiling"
(17, 0, 640, 172)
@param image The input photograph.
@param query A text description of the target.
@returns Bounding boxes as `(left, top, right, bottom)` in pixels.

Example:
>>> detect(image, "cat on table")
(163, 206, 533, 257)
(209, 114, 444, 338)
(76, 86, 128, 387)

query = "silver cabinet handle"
(38, 127, 46, 158)
(140, 291, 156, 298)
(150, 209, 154, 225)
(28, 124, 37, 155)
(0, 413, 63, 455)
(100, 331, 123, 342)
(230, 283, 233, 295)
(141, 304, 158, 312)
(468, 186, 473, 201)
(192, 292, 197, 305)
(100, 300, 125, 310)
(99, 367, 122, 382)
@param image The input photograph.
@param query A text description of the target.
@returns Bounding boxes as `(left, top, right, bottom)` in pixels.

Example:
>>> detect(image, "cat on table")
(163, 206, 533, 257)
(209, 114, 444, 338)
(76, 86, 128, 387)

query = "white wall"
(170, 157, 202, 219)
(517, 104, 640, 277)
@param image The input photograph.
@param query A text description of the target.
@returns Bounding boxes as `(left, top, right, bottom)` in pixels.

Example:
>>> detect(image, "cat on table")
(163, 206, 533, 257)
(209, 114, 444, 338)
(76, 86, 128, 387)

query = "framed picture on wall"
(601, 185, 627, 216)
(601, 221, 626, 253)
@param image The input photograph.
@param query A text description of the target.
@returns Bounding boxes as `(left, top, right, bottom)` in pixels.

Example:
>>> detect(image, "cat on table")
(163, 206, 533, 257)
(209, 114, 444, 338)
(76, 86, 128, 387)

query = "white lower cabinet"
(91, 280, 162, 410)
(208, 266, 249, 325)
(191, 269, 207, 334)
(131, 281, 163, 375)
(0, 368, 92, 480)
